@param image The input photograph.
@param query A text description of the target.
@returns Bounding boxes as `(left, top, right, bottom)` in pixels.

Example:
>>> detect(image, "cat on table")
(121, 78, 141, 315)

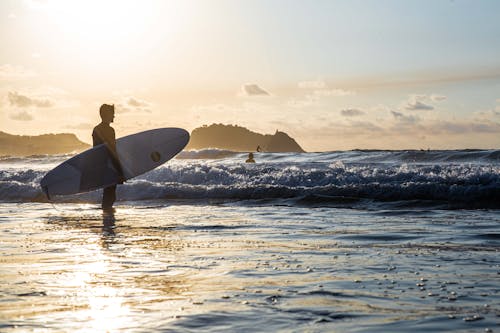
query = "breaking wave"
(1, 150, 500, 209)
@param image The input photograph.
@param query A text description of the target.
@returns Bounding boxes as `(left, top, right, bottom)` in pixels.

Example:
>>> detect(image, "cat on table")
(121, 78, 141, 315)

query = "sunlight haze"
(1, 0, 500, 151)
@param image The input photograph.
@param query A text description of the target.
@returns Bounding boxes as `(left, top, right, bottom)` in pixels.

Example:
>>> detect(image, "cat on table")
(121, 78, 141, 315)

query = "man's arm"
(107, 128, 125, 182)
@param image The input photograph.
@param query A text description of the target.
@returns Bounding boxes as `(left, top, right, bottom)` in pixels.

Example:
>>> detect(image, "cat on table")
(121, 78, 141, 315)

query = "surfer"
(245, 152, 255, 163)
(92, 104, 125, 210)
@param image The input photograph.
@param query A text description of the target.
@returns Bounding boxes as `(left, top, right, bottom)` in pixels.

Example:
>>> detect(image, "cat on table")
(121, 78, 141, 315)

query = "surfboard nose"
(165, 128, 190, 147)
(178, 128, 190, 144)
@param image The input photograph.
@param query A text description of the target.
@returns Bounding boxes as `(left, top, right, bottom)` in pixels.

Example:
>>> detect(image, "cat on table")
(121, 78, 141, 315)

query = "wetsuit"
(92, 123, 124, 209)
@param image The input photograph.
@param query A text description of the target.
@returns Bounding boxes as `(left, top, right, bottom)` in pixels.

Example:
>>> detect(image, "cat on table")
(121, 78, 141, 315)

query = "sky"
(1, 0, 500, 151)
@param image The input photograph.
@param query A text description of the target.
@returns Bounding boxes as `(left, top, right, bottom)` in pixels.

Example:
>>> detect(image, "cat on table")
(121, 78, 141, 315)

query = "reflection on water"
(0, 202, 498, 332)
(102, 209, 116, 238)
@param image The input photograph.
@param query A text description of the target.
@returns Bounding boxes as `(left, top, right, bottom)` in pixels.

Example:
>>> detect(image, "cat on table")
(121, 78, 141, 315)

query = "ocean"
(0, 149, 499, 332)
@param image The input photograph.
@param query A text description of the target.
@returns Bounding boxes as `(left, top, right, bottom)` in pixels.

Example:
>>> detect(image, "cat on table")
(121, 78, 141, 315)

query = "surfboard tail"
(42, 185, 51, 200)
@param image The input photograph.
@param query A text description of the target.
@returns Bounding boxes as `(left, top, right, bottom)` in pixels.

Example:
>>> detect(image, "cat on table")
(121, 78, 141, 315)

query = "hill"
(0, 131, 89, 156)
(187, 124, 305, 152)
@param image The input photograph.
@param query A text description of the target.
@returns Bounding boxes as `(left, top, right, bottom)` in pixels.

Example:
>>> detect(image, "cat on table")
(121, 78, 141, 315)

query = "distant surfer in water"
(92, 104, 125, 210)
(246, 152, 255, 163)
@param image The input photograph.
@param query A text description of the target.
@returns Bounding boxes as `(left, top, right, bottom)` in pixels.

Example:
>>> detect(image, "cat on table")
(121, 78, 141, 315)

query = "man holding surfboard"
(92, 104, 125, 210)
(41, 111, 189, 202)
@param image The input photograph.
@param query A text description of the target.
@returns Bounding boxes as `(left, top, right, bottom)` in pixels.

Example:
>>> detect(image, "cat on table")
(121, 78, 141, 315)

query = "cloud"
(405, 100, 433, 110)
(298, 80, 326, 89)
(287, 89, 355, 109)
(287, 95, 318, 108)
(404, 95, 434, 111)
(7, 91, 54, 108)
(10, 111, 33, 121)
(0, 64, 36, 80)
(241, 84, 270, 96)
(346, 120, 384, 133)
(428, 120, 500, 134)
(474, 109, 500, 120)
(341, 109, 365, 117)
(116, 96, 152, 113)
(313, 88, 356, 97)
(403, 94, 445, 111)
(390, 110, 420, 124)
(298, 79, 355, 97)
(430, 94, 447, 102)
(126, 97, 150, 108)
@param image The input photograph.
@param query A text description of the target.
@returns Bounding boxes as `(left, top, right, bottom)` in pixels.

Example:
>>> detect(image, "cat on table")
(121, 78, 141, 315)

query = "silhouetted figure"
(92, 104, 125, 210)
(246, 152, 255, 163)
(256, 145, 262, 152)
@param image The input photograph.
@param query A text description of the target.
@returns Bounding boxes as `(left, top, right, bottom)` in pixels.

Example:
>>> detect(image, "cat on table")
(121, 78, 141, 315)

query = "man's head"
(99, 104, 115, 124)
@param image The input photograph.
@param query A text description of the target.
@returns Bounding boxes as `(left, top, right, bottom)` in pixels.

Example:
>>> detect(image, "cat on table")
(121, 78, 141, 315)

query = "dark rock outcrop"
(186, 124, 305, 152)
(0, 131, 89, 156)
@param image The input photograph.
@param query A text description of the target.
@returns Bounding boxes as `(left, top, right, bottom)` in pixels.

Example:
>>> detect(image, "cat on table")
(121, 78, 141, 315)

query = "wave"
(2, 149, 500, 164)
(176, 148, 500, 164)
(1, 161, 500, 208)
(353, 149, 500, 164)
(176, 149, 240, 159)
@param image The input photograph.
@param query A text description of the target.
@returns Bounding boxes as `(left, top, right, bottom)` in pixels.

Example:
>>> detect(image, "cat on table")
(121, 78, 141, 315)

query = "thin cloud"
(287, 95, 317, 108)
(430, 94, 447, 102)
(0, 64, 36, 80)
(404, 96, 434, 111)
(298, 80, 326, 89)
(347, 120, 384, 133)
(403, 94, 445, 111)
(429, 120, 500, 134)
(391, 110, 420, 124)
(127, 97, 150, 108)
(341, 109, 365, 117)
(7, 91, 54, 108)
(298, 80, 355, 96)
(405, 100, 434, 111)
(241, 84, 270, 96)
(116, 96, 152, 113)
(474, 109, 500, 119)
(314, 89, 356, 97)
(10, 111, 33, 121)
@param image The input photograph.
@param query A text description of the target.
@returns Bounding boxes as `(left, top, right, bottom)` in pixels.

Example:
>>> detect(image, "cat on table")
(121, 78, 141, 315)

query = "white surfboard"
(40, 128, 189, 198)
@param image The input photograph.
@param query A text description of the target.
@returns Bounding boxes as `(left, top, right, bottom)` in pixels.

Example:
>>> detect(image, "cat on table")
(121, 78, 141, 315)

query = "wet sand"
(0, 202, 498, 332)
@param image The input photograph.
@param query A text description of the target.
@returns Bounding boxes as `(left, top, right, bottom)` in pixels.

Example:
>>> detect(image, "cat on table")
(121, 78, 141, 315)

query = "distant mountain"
(0, 131, 89, 156)
(187, 124, 305, 153)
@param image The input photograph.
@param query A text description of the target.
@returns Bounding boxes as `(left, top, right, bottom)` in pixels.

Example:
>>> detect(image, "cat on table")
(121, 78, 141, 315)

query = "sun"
(30, 0, 195, 77)
(42, 0, 155, 47)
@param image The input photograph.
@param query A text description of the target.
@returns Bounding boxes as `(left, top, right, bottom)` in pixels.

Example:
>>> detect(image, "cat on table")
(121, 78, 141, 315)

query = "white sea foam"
(0, 150, 499, 208)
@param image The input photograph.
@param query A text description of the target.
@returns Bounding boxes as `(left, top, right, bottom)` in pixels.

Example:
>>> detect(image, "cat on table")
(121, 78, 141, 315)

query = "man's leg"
(102, 185, 117, 209)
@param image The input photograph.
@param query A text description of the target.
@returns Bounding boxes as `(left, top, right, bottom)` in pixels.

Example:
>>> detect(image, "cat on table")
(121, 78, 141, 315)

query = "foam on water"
(1, 149, 499, 208)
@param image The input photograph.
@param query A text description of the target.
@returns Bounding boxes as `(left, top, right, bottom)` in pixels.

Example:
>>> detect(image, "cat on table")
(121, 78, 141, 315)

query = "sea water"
(0, 150, 499, 332)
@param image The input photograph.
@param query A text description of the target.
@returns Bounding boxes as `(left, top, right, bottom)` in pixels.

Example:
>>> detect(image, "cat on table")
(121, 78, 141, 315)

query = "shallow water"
(1, 201, 498, 332)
